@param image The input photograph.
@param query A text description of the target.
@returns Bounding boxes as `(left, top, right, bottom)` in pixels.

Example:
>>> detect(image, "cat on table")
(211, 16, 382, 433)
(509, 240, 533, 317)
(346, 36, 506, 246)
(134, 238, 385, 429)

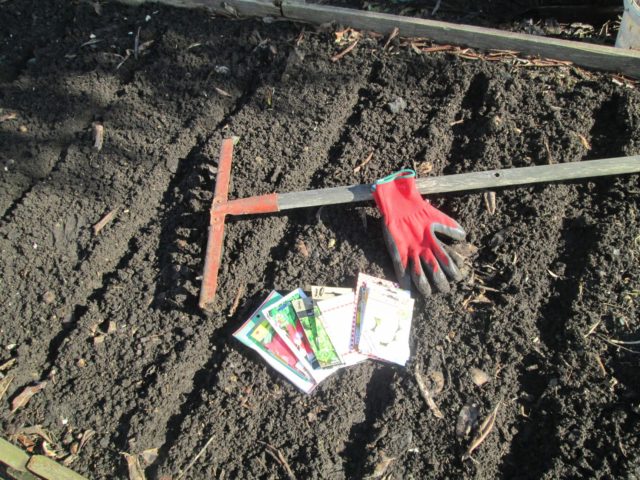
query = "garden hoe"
(199, 137, 640, 310)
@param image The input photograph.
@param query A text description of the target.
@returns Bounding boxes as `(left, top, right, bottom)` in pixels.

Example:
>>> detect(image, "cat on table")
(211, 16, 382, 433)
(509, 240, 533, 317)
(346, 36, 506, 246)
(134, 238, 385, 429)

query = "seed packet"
(316, 292, 368, 366)
(351, 273, 401, 351)
(292, 298, 343, 368)
(263, 288, 319, 370)
(233, 291, 316, 393)
(357, 283, 413, 366)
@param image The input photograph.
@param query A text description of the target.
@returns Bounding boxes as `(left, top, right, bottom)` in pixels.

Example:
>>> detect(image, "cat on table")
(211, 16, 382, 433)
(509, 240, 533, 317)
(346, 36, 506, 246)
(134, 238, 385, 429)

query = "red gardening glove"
(372, 169, 466, 296)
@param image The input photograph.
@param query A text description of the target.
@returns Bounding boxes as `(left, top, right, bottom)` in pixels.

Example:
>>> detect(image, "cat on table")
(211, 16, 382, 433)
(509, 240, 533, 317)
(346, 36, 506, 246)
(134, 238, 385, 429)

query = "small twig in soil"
(93, 207, 119, 235)
(177, 434, 217, 480)
(93, 122, 104, 151)
(215, 87, 232, 98)
(583, 320, 602, 338)
(0, 111, 17, 122)
(122, 452, 146, 480)
(483, 191, 496, 215)
(0, 357, 16, 371)
(331, 39, 358, 62)
(258, 440, 296, 480)
(0, 375, 13, 401)
(462, 401, 500, 460)
(353, 151, 374, 173)
(607, 338, 640, 345)
(228, 285, 245, 317)
(432, 0, 442, 15)
(11, 381, 47, 413)
(134, 27, 141, 59)
(596, 334, 640, 354)
(382, 27, 399, 51)
(592, 353, 607, 375)
(415, 370, 443, 419)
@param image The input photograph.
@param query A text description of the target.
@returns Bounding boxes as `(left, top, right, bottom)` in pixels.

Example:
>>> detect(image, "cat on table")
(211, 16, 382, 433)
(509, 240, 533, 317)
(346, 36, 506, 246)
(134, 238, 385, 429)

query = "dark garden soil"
(0, 1, 639, 479)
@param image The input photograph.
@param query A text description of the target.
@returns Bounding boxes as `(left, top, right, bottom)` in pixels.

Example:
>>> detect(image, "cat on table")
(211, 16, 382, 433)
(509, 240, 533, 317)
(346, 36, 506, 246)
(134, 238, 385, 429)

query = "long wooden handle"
(276, 156, 640, 211)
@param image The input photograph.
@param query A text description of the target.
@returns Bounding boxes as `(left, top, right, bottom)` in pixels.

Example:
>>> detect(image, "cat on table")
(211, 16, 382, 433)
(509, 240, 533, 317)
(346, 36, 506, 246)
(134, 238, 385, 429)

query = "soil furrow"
(0, 15, 282, 404)
(148, 37, 377, 479)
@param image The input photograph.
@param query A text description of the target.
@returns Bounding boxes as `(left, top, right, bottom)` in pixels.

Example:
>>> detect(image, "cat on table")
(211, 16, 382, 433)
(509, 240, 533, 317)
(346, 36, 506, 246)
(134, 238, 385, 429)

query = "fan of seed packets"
(233, 273, 414, 393)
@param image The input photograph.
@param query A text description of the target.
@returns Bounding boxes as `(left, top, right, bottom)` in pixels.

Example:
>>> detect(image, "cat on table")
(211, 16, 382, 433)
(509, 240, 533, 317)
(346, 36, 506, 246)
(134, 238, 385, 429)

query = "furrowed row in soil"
(0, 2, 106, 219)
(304, 57, 639, 478)
(149, 36, 378, 480)
(0, 8, 294, 449)
(6, 27, 375, 479)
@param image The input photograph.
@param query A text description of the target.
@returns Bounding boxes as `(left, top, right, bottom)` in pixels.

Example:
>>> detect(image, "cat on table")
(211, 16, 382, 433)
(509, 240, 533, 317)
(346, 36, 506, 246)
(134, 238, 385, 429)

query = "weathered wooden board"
(27, 456, 88, 480)
(118, 0, 640, 78)
(0, 438, 30, 472)
(282, 2, 640, 78)
(118, 0, 281, 17)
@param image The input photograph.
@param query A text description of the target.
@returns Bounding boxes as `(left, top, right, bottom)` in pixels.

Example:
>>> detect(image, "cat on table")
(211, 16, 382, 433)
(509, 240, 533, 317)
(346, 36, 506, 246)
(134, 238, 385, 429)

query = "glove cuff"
(372, 169, 425, 220)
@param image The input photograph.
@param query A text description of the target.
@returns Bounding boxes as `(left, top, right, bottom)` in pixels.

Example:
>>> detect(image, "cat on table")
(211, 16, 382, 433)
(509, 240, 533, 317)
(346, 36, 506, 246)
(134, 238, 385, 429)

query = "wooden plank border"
(118, 0, 640, 78)
(119, 0, 281, 17)
(282, 2, 640, 78)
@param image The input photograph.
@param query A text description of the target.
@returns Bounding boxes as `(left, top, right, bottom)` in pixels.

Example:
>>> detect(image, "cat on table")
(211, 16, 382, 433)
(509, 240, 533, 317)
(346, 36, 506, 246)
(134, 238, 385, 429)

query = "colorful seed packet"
(357, 283, 414, 366)
(292, 298, 343, 368)
(263, 288, 319, 370)
(351, 273, 401, 351)
(233, 291, 316, 393)
(316, 292, 368, 366)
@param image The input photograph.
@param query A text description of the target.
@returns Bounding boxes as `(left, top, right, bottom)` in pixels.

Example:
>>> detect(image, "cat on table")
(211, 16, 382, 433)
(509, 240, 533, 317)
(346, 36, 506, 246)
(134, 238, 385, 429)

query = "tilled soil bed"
(1, 1, 639, 479)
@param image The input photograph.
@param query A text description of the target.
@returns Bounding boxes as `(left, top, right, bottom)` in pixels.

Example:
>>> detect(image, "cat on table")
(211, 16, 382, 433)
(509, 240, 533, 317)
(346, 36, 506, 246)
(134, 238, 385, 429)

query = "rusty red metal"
(199, 139, 281, 310)
(199, 138, 235, 310)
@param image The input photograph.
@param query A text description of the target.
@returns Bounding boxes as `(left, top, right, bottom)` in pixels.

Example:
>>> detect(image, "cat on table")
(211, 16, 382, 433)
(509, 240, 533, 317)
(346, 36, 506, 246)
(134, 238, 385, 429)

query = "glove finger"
(421, 249, 450, 293)
(409, 255, 432, 297)
(381, 222, 411, 291)
(432, 221, 466, 241)
(434, 241, 463, 282)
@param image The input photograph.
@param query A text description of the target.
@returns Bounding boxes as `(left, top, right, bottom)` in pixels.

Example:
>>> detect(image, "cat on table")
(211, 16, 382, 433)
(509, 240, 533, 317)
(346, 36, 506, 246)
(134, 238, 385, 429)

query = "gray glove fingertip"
(410, 261, 432, 297)
(382, 223, 411, 290)
(421, 252, 450, 293)
(432, 222, 466, 241)
(435, 243, 463, 282)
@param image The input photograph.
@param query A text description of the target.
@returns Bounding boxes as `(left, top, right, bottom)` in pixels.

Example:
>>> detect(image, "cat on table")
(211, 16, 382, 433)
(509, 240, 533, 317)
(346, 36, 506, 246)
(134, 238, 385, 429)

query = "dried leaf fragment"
(11, 381, 47, 412)
(42, 441, 59, 458)
(470, 367, 490, 386)
(93, 122, 104, 151)
(0, 375, 13, 401)
(79, 429, 96, 451)
(93, 207, 119, 235)
(416, 161, 433, 175)
(258, 441, 296, 480)
(415, 370, 443, 418)
(463, 402, 501, 460)
(371, 451, 396, 478)
(382, 27, 400, 51)
(456, 403, 479, 439)
(16, 425, 54, 444)
(295, 239, 309, 258)
(214, 86, 232, 97)
(331, 40, 358, 62)
(483, 191, 496, 215)
(123, 452, 146, 480)
(0, 358, 16, 371)
(0, 111, 17, 122)
(228, 285, 245, 318)
(141, 447, 159, 465)
(353, 151, 374, 173)
(575, 133, 591, 150)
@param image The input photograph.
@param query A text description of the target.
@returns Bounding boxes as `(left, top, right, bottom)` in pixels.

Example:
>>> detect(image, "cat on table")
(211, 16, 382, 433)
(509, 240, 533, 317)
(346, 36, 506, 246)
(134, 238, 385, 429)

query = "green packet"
(292, 298, 343, 369)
